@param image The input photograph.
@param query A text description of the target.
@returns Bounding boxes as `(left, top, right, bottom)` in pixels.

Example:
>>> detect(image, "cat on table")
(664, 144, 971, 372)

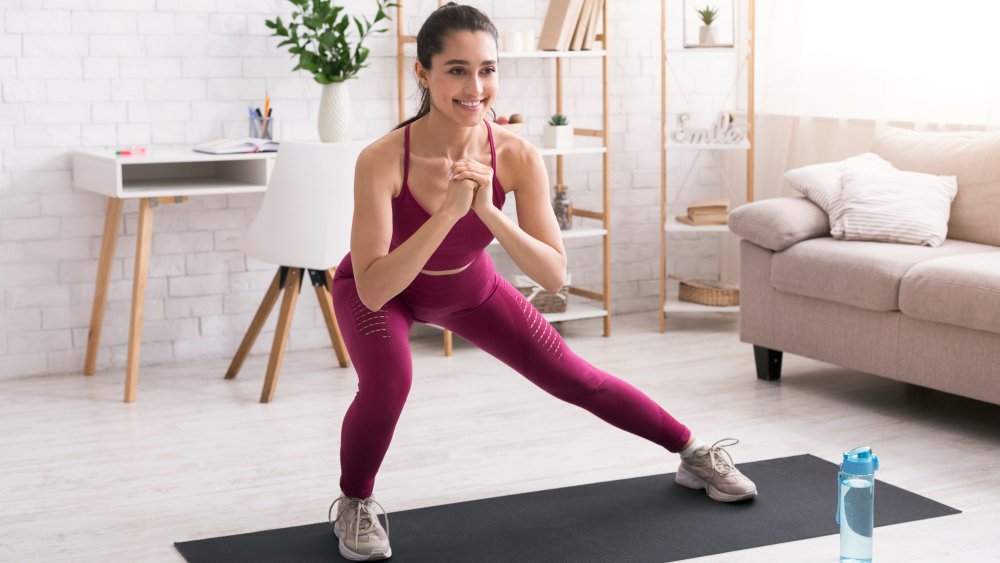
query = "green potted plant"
(543, 113, 572, 149)
(266, 0, 396, 142)
(697, 5, 718, 46)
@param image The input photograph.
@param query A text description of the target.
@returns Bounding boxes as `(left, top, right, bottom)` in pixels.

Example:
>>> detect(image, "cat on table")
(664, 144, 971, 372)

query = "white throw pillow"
(835, 169, 958, 247)
(784, 153, 897, 235)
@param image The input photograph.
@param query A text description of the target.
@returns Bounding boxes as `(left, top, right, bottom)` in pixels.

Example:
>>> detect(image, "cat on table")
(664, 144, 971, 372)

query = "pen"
(260, 106, 272, 140)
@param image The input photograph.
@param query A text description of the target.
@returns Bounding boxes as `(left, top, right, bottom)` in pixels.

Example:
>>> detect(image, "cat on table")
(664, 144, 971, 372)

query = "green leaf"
(303, 15, 322, 31)
(318, 31, 336, 50)
(335, 15, 350, 34)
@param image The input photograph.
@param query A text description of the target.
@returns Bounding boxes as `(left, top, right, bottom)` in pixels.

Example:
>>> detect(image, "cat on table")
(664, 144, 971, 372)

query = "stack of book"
(537, 0, 605, 51)
(676, 198, 730, 226)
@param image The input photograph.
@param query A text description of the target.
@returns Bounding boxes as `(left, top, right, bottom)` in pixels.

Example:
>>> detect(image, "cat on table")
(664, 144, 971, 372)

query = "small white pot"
(543, 124, 573, 149)
(318, 82, 351, 143)
(699, 25, 716, 46)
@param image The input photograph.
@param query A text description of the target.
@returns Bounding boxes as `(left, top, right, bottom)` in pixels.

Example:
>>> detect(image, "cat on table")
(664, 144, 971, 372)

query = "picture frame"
(683, 0, 735, 48)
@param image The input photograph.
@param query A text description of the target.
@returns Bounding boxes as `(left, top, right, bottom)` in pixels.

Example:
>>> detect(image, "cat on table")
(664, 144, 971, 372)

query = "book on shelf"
(675, 198, 730, 226)
(675, 214, 727, 226)
(581, 0, 604, 50)
(569, 0, 594, 51)
(538, 0, 586, 51)
(688, 197, 730, 213)
(192, 137, 279, 155)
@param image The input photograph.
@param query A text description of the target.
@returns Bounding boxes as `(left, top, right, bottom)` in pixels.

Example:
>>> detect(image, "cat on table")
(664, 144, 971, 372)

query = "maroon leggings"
(331, 252, 692, 498)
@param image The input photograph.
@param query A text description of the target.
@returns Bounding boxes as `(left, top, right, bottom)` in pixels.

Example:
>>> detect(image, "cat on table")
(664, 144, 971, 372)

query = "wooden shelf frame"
(659, 0, 755, 332)
(396, 0, 613, 353)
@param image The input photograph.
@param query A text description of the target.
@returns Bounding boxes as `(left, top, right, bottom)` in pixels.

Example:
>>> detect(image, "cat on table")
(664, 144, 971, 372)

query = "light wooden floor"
(2, 312, 998, 562)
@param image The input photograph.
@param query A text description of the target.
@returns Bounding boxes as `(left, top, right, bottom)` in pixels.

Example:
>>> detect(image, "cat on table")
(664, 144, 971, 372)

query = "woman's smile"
(455, 98, 485, 112)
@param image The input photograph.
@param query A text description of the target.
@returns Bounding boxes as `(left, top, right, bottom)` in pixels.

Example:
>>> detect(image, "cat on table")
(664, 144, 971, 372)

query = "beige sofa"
(729, 128, 1000, 406)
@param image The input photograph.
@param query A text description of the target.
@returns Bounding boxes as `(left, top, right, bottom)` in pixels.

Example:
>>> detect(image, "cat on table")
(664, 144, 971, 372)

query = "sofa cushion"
(835, 168, 958, 246)
(899, 252, 1000, 336)
(872, 127, 1000, 247)
(728, 197, 829, 252)
(771, 238, 996, 312)
(784, 152, 896, 219)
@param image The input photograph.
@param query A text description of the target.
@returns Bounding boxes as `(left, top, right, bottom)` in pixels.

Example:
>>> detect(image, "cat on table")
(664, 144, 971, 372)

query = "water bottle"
(837, 446, 879, 562)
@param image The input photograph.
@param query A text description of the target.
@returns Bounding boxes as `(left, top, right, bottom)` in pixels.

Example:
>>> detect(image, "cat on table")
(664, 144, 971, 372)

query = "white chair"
(226, 140, 368, 403)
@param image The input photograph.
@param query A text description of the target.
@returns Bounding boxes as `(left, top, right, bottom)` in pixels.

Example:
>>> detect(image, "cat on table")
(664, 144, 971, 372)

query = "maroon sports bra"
(389, 120, 507, 270)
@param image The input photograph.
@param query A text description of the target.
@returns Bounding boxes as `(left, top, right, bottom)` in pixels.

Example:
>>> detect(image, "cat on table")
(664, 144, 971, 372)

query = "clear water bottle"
(837, 446, 879, 563)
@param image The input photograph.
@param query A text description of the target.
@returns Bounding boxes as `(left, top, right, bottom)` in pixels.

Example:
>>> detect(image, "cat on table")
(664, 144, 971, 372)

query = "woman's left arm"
(453, 142, 567, 294)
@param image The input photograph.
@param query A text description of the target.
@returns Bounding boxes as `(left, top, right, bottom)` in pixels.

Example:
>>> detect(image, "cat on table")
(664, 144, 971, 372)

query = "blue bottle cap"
(841, 446, 879, 475)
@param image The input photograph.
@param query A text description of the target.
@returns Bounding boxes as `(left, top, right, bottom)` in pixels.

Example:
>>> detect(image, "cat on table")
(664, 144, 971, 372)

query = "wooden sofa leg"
(754, 345, 783, 381)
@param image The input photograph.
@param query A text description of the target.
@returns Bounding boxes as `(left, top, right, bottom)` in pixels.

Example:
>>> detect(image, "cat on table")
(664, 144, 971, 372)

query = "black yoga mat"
(175, 454, 959, 563)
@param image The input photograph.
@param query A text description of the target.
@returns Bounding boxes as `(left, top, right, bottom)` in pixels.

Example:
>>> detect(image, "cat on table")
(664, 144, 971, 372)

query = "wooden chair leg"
(124, 198, 154, 403)
(443, 330, 453, 357)
(316, 270, 350, 368)
(260, 267, 302, 403)
(225, 269, 283, 379)
(85, 197, 123, 375)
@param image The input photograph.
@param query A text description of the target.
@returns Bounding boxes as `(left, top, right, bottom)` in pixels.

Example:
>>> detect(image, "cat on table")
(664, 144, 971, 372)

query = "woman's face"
(418, 30, 499, 127)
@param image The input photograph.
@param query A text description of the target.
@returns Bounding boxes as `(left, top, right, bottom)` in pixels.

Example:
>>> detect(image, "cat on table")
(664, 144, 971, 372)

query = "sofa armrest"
(728, 197, 830, 251)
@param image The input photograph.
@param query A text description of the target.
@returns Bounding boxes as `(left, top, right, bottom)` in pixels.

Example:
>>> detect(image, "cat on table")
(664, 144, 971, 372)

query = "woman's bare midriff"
(420, 261, 473, 276)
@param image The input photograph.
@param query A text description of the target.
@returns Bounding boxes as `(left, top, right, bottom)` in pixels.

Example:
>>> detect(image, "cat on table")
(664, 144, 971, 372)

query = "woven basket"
(514, 274, 570, 313)
(676, 277, 739, 307)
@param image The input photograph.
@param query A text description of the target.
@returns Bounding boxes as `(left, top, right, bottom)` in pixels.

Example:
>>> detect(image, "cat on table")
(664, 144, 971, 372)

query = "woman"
(328, 3, 757, 560)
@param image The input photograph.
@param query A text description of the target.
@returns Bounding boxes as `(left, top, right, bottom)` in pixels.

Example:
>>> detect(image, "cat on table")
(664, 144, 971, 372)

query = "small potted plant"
(266, 0, 396, 142)
(543, 114, 573, 149)
(697, 5, 718, 46)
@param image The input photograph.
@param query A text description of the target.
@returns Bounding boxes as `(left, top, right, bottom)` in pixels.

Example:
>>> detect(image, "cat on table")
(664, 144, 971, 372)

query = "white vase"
(699, 25, 716, 46)
(543, 124, 573, 149)
(318, 82, 352, 143)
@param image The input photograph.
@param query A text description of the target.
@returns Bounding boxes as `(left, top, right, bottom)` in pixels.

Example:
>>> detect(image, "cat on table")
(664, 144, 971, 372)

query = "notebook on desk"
(192, 137, 279, 154)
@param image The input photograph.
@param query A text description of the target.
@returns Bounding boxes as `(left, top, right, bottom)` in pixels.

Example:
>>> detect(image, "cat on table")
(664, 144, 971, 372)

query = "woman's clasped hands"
(441, 158, 494, 219)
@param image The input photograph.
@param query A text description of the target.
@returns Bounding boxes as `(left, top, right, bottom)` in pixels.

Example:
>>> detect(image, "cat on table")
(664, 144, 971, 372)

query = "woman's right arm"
(350, 145, 474, 311)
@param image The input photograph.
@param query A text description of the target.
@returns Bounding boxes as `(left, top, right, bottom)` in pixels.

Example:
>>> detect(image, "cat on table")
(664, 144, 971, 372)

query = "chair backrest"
(242, 140, 368, 270)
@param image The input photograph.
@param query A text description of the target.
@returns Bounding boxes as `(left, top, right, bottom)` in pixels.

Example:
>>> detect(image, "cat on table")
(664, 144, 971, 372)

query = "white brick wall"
(0, 0, 732, 379)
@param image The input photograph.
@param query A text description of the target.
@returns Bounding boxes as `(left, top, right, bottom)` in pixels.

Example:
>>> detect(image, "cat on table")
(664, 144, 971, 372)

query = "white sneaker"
(329, 494, 392, 561)
(675, 438, 758, 502)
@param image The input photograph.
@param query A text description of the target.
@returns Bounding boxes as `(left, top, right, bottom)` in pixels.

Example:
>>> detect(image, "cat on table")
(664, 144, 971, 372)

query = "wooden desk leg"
(225, 269, 282, 379)
(85, 197, 123, 375)
(443, 330, 453, 357)
(317, 270, 350, 368)
(124, 198, 154, 403)
(260, 267, 301, 403)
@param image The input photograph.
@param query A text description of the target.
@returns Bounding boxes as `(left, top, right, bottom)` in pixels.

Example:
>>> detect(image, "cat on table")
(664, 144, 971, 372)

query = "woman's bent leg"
(332, 274, 415, 499)
(435, 275, 692, 453)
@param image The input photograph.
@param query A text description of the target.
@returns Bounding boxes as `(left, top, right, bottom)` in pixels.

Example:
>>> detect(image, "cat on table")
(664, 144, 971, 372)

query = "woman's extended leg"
(331, 271, 416, 500)
(432, 273, 692, 453)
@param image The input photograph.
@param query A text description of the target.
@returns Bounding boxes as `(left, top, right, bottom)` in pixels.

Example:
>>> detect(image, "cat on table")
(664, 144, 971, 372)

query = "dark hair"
(394, 2, 499, 130)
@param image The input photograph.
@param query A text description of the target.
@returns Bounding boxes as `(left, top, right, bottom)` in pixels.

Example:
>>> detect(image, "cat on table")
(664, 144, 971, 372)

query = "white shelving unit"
(397, 1, 613, 354)
(659, 0, 755, 331)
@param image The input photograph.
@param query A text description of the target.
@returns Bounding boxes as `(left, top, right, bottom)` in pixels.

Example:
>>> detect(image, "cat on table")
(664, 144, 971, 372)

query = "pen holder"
(250, 116, 276, 140)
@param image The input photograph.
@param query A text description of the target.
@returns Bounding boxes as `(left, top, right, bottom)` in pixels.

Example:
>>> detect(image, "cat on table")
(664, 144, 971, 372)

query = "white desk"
(72, 148, 277, 402)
